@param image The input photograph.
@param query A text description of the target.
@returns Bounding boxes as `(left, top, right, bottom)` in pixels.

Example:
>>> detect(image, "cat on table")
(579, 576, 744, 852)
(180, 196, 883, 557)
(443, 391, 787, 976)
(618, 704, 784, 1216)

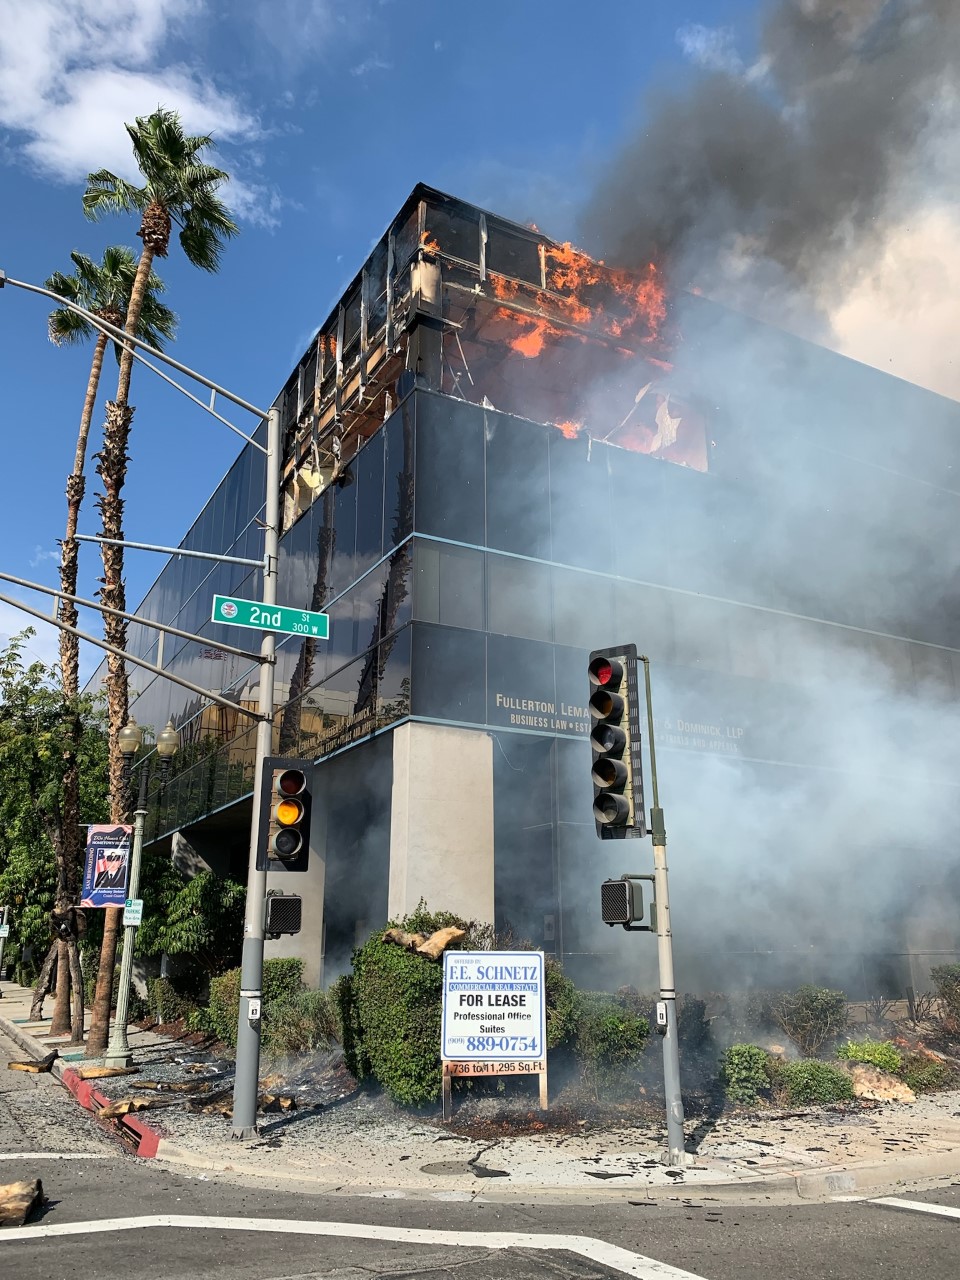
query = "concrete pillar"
(388, 722, 495, 924)
(265, 762, 327, 989)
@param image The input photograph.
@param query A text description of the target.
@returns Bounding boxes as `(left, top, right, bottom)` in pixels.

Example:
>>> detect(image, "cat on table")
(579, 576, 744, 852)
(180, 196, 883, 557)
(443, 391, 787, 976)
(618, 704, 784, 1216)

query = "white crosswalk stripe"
(872, 1196, 960, 1221)
(0, 1213, 707, 1278)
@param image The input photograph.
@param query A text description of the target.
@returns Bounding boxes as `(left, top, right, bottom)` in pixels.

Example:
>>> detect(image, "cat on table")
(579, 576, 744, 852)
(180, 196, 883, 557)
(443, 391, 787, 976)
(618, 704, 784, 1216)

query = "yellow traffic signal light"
(256, 758, 312, 871)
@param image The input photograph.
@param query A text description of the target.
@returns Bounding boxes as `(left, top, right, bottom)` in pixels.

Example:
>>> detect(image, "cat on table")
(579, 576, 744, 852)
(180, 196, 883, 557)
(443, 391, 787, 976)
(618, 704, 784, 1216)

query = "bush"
(545, 958, 580, 1050)
(772, 985, 848, 1055)
(930, 964, 960, 1027)
(330, 973, 367, 1077)
(773, 1059, 855, 1105)
(263, 989, 337, 1060)
(898, 1052, 952, 1094)
(836, 1038, 901, 1073)
(350, 904, 461, 1105)
(146, 976, 198, 1025)
(677, 995, 711, 1057)
(720, 989, 781, 1043)
(719, 1044, 771, 1105)
(208, 957, 306, 1049)
(573, 991, 649, 1100)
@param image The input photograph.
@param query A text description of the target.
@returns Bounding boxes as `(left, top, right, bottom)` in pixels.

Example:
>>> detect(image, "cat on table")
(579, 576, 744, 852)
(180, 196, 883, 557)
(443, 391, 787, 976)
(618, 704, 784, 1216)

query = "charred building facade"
(109, 185, 960, 995)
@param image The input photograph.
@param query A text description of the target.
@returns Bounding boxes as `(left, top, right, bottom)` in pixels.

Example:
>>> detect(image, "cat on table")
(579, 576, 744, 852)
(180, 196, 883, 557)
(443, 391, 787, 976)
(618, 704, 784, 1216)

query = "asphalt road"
(2, 1023, 959, 1280)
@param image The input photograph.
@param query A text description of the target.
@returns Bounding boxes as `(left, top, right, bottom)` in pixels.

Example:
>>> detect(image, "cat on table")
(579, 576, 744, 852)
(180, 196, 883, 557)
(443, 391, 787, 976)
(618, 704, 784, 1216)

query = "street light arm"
(0, 269, 271, 424)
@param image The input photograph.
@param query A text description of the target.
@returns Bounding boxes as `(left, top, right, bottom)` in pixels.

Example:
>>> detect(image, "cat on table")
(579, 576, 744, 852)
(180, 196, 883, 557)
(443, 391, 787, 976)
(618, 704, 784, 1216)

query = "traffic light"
(256, 757, 313, 872)
(588, 645, 646, 839)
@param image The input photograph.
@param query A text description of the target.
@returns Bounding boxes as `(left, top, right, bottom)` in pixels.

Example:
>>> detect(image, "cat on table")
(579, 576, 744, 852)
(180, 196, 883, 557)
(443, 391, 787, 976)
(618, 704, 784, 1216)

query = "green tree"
(35, 248, 175, 1037)
(81, 107, 238, 1055)
(0, 634, 108, 1014)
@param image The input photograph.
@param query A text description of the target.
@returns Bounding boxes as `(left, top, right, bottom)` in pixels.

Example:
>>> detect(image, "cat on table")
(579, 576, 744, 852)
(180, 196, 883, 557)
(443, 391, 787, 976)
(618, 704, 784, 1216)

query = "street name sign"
(212, 595, 329, 639)
(122, 898, 144, 927)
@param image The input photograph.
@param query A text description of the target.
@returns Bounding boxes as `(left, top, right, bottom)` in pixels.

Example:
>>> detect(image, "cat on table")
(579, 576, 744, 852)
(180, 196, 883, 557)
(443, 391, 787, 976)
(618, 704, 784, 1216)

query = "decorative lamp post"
(103, 718, 179, 1066)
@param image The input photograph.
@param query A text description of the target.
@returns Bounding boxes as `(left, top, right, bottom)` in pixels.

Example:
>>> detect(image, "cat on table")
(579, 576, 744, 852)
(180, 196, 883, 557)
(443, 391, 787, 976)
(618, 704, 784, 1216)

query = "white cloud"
(829, 207, 960, 401)
(29, 545, 60, 568)
(0, 603, 61, 669)
(350, 55, 391, 77)
(0, 0, 258, 183)
(676, 23, 769, 84)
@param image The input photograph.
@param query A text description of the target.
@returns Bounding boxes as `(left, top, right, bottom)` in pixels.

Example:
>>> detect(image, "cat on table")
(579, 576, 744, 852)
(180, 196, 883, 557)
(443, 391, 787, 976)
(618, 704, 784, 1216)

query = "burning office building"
(108, 184, 960, 997)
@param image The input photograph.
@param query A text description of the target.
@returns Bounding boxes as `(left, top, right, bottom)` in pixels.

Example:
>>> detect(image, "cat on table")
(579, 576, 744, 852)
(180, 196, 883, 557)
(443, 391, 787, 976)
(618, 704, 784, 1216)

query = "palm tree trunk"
(49, 330, 109, 1041)
(29, 941, 58, 1021)
(86, 247, 155, 1058)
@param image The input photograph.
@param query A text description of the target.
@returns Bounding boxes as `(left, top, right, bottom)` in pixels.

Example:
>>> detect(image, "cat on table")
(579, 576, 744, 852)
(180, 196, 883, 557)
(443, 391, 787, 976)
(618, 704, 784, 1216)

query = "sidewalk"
(3, 977, 960, 1203)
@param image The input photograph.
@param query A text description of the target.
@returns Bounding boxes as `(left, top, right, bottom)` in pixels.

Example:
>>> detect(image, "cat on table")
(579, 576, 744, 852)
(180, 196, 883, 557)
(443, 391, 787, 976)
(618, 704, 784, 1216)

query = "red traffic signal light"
(588, 646, 646, 839)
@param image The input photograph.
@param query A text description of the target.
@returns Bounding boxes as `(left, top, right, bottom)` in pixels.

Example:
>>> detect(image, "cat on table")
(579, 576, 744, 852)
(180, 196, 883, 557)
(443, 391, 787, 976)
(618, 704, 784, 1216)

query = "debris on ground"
(74, 1065, 139, 1081)
(836, 1061, 916, 1103)
(0, 1179, 46, 1227)
(7, 1050, 58, 1074)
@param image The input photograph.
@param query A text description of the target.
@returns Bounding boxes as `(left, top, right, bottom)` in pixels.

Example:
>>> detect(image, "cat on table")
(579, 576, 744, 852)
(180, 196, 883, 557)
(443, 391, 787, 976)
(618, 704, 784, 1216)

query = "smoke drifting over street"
(581, 0, 960, 381)
(564, 1, 960, 997)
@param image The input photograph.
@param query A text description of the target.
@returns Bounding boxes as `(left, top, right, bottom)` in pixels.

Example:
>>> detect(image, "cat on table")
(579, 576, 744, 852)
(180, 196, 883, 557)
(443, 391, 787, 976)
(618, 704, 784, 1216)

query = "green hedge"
(836, 1038, 901, 1073)
(208, 957, 305, 1049)
(573, 991, 649, 1100)
(772, 1059, 854, 1105)
(348, 905, 457, 1105)
(719, 1044, 771, 1105)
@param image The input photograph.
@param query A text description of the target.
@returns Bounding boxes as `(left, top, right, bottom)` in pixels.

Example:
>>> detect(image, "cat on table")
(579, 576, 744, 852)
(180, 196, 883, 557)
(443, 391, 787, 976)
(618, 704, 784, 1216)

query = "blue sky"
(0, 0, 955, 674)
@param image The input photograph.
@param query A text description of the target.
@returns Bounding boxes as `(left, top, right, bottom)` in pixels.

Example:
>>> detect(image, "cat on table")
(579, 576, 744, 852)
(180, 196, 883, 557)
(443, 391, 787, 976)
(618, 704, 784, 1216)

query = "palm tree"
(81, 107, 238, 1056)
(29, 249, 176, 1040)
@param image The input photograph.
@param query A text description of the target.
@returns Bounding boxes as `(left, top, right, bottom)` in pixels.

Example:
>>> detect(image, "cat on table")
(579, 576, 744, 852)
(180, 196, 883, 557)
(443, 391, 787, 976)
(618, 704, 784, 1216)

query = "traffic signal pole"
(641, 656, 687, 1166)
(231, 405, 281, 1140)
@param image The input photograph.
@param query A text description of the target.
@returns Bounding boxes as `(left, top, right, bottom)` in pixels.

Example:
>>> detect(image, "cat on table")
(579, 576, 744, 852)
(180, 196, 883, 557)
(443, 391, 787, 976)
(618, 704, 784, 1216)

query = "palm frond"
(82, 170, 147, 220)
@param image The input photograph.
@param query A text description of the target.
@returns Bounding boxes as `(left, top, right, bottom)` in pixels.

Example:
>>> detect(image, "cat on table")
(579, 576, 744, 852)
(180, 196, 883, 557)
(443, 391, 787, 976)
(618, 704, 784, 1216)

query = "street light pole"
(104, 719, 179, 1068)
(640, 656, 688, 1167)
(231, 406, 280, 1139)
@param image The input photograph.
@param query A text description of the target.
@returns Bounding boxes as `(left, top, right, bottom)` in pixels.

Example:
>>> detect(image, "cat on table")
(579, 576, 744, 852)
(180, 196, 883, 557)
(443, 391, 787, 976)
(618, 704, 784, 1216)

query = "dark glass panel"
(548, 431, 612, 571)
(355, 432, 385, 573)
(423, 201, 480, 264)
(485, 411, 551, 559)
(329, 469, 358, 598)
(414, 394, 485, 545)
(487, 554, 551, 642)
(486, 634, 556, 734)
(410, 623, 486, 723)
(486, 225, 541, 284)
(414, 541, 484, 631)
(551, 565, 613, 653)
(384, 399, 415, 548)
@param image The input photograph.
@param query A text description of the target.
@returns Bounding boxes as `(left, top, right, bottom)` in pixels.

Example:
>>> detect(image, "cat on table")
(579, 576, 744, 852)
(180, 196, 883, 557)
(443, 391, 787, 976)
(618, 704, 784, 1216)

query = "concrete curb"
(0, 1010, 163, 1159)
(5, 1007, 960, 1203)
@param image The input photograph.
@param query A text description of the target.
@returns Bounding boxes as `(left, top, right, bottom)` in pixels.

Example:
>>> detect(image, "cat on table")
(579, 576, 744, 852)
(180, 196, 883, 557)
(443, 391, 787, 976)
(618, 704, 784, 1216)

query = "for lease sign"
(442, 951, 545, 1062)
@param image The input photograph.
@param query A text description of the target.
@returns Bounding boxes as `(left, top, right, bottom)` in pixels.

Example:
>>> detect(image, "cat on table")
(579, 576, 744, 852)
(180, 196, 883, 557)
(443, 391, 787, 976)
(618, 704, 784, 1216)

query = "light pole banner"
(80, 825, 133, 907)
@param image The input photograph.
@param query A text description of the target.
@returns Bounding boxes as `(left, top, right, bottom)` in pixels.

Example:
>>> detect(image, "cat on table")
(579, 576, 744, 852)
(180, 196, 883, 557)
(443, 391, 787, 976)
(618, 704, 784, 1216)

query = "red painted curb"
(59, 1065, 163, 1159)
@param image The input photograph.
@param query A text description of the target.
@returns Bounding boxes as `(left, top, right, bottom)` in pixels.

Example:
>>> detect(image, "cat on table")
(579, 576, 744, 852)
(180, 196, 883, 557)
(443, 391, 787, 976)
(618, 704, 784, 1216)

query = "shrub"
(772, 985, 848, 1055)
(573, 991, 649, 1100)
(263, 989, 337, 1060)
(774, 1059, 855, 1105)
(208, 957, 306, 1049)
(836, 1038, 901, 1073)
(677, 995, 711, 1057)
(349, 904, 461, 1105)
(330, 973, 367, 1077)
(898, 1052, 952, 1094)
(719, 1044, 771, 1105)
(146, 976, 198, 1025)
(720, 989, 781, 1043)
(930, 964, 960, 1027)
(545, 957, 580, 1050)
